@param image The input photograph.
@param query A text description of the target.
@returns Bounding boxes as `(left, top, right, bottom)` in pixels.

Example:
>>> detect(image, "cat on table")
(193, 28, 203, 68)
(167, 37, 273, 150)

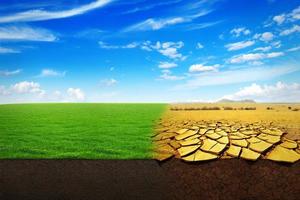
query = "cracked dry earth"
(153, 120, 300, 163)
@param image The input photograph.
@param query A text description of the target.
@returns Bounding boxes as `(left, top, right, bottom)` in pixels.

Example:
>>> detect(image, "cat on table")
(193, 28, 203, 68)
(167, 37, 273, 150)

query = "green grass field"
(0, 103, 166, 159)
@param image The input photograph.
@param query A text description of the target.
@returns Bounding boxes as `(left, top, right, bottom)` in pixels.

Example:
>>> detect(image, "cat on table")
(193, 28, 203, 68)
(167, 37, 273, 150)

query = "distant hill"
(217, 99, 256, 103)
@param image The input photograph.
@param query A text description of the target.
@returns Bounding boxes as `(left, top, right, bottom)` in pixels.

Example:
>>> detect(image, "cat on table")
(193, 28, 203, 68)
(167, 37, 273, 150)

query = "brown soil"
(1, 159, 299, 200)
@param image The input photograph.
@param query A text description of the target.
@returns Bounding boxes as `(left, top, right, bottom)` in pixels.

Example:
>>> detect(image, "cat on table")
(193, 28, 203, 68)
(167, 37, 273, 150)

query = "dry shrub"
(292, 108, 300, 111)
(244, 107, 256, 110)
(170, 107, 182, 111)
(223, 106, 234, 110)
(238, 107, 256, 110)
(201, 106, 221, 110)
(266, 107, 274, 110)
(171, 106, 222, 111)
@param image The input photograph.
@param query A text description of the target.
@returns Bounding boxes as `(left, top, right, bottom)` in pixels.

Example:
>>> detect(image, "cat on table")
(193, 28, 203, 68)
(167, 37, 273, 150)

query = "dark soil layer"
(1, 159, 299, 200)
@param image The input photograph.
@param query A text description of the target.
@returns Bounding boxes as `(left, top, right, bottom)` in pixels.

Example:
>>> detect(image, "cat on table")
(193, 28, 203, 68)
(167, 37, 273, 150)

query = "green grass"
(0, 103, 166, 159)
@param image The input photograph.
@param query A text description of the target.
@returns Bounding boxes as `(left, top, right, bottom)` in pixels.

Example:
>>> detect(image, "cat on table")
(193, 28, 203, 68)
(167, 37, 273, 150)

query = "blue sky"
(0, 0, 300, 103)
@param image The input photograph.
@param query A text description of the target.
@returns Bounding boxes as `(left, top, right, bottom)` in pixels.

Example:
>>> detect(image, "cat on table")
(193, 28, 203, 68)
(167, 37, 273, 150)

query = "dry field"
(153, 103, 300, 163)
(166, 103, 300, 125)
(165, 103, 300, 139)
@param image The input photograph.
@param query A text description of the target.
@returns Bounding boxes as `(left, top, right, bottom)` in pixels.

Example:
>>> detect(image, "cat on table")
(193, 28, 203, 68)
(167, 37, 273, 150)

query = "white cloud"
(273, 14, 285, 25)
(229, 52, 284, 64)
(0, 0, 111, 23)
(271, 6, 300, 26)
(271, 41, 281, 48)
(100, 78, 118, 86)
(159, 69, 185, 81)
(0, 46, 20, 54)
(160, 73, 185, 81)
(287, 46, 300, 52)
(11, 81, 45, 95)
(280, 25, 300, 36)
(67, 88, 85, 101)
(0, 69, 22, 77)
(230, 27, 251, 37)
(146, 41, 185, 60)
(98, 40, 185, 60)
(186, 21, 222, 31)
(222, 82, 300, 102)
(250, 61, 264, 66)
(254, 46, 272, 52)
(196, 42, 204, 49)
(158, 62, 177, 69)
(99, 41, 139, 49)
(225, 40, 255, 51)
(253, 32, 274, 42)
(0, 26, 57, 42)
(0, 85, 9, 95)
(189, 64, 219, 73)
(174, 65, 298, 90)
(39, 69, 66, 77)
(290, 6, 300, 20)
(158, 46, 184, 59)
(0, 82, 88, 103)
(122, 1, 181, 15)
(123, 10, 211, 31)
(125, 17, 185, 31)
(260, 32, 274, 42)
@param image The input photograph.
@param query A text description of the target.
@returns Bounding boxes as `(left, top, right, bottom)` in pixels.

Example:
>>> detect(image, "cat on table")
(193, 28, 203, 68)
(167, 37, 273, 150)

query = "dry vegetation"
(165, 103, 300, 138)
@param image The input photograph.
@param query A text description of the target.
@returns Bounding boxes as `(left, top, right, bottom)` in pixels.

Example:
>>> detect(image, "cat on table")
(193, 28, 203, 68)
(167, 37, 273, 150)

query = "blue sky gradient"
(0, 0, 300, 103)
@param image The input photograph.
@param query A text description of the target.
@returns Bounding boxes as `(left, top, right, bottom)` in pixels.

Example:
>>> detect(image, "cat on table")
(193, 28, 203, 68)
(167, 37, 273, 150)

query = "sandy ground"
(1, 159, 299, 200)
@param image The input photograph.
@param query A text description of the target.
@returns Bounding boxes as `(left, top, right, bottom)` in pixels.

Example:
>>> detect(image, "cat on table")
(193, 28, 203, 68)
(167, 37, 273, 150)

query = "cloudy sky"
(0, 0, 300, 103)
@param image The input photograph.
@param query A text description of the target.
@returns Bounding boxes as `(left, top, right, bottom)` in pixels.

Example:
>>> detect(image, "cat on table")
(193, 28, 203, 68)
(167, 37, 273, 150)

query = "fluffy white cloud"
(0, 26, 57, 42)
(230, 27, 251, 37)
(39, 69, 66, 77)
(0, 46, 20, 54)
(0, 69, 22, 77)
(260, 32, 274, 42)
(271, 6, 300, 26)
(280, 25, 300, 36)
(67, 88, 85, 101)
(145, 41, 185, 60)
(11, 81, 45, 95)
(189, 64, 219, 73)
(0, 0, 111, 23)
(254, 32, 274, 42)
(229, 52, 284, 64)
(100, 78, 118, 86)
(0, 82, 89, 103)
(158, 62, 177, 69)
(225, 40, 255, 51)
(196, 42, 204, 49)
(273, 14, 285, 25)
(222, 82, 300, 102)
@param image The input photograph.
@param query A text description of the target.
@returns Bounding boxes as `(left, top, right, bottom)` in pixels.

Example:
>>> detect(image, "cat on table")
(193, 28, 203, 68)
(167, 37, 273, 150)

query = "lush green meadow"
(0, 103, 166, 159)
